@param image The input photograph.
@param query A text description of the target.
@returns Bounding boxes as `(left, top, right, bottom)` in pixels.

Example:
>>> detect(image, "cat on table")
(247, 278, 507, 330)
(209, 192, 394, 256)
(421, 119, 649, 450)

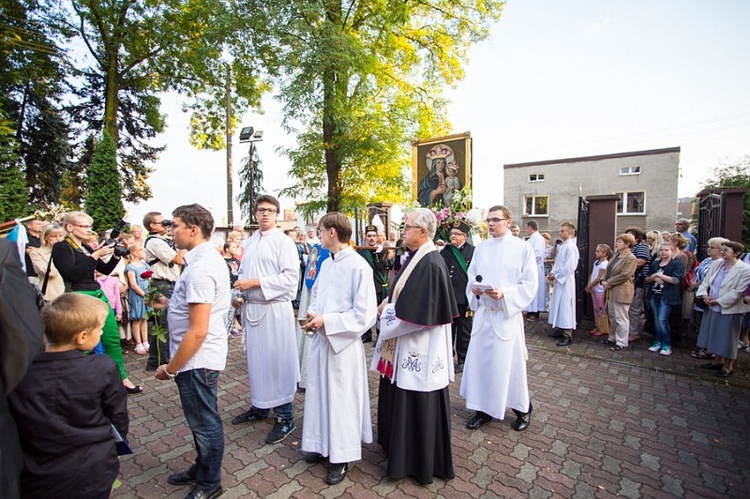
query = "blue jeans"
(175, 369, 224, 490)
(253, 402, 292, 422)
(650, 296, 673, 348)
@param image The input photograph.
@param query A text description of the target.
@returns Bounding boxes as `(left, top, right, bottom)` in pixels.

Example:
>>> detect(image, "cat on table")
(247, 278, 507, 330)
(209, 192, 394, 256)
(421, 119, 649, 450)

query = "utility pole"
(225, 64, 234, 225)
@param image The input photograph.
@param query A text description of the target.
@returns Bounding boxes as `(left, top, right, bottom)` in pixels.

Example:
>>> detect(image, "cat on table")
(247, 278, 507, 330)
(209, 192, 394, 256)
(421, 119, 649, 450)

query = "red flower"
(140, 270, 154, 279)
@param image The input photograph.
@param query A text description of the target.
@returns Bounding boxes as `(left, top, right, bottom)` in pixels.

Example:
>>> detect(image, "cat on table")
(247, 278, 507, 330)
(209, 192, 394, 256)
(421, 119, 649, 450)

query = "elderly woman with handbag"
(601, 234, 638, 352)
(695, 241, 750, 378)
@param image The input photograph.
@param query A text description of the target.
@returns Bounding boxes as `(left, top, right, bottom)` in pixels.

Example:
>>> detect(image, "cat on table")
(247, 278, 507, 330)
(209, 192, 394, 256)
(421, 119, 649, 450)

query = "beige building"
(503, 147, 680, 235)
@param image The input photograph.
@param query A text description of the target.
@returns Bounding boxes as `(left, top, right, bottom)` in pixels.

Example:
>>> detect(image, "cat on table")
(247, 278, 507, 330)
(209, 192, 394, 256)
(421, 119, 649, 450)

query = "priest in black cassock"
(441, 220, 474, 373)
(357, 224, 393, 343)
(371, 208, 458, 485)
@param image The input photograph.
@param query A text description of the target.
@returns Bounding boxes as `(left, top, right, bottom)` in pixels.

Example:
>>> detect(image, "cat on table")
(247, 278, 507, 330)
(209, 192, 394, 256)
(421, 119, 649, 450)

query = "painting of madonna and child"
(412, 132, 473, 208)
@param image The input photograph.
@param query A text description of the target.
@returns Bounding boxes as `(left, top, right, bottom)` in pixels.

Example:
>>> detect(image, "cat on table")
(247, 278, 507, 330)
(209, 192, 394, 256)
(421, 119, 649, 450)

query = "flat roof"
(504, 146, 681, 169)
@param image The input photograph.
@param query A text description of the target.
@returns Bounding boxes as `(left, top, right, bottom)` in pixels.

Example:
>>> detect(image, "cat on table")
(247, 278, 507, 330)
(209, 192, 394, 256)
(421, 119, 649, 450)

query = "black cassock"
(377, 249, 458, 484)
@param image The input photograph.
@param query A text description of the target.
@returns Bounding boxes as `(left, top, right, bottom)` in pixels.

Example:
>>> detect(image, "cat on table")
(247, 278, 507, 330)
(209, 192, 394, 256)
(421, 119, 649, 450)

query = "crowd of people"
(3, 204, 749, 499)
(533, 218, 750, 380)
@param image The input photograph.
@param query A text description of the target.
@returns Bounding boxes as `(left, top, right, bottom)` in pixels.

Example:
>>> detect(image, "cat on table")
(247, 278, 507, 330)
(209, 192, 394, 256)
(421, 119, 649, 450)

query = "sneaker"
(134, 344, 147, 355)
(265, 418, 297, 444)
(143, 341, 150, 350)
(231, 408, 268, 425)
(648, 342, 662, 352)
(660, 346, 672, 356)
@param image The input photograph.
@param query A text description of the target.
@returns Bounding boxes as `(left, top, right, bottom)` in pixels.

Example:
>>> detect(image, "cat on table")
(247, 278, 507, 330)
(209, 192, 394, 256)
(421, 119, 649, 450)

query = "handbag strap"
(40, 252, 53, 295)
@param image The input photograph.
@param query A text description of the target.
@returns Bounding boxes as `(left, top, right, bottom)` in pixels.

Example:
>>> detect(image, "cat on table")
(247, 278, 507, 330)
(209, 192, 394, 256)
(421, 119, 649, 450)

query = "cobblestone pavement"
(113, 317, 749, 498)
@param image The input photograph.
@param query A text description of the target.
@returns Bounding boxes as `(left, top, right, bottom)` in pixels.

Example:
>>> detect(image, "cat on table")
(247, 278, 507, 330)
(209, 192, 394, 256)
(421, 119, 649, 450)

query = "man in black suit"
(441, 221, 474, 373)
(0, 238, 44, 498)
(357, 224, 392, 343)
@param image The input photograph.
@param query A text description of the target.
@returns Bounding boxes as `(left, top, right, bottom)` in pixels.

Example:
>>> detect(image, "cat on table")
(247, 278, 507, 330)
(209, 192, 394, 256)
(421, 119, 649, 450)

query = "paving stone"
(110, 317, 750, 497)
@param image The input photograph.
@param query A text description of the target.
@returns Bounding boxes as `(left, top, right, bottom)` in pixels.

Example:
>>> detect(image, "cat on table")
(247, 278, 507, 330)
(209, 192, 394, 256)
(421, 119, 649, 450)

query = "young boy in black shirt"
(9, 293, 129, 498)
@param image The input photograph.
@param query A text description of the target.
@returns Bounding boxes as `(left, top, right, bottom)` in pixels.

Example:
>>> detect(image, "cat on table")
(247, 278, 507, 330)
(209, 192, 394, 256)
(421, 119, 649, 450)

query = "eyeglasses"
(450, 231, 465, 237)
(403, 224, 423, 232)
(485, 218, 507, 224)
(72, 224, 92, 229)
(256, 208, 277, 214)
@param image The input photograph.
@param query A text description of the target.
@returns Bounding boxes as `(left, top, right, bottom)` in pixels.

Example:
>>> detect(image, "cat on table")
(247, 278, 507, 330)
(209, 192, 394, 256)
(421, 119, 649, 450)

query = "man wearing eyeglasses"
(371, 208, 458, 484)
(143, 211, 187, 371)
(441, 220, 474, 373)
(461, 205, 538, 433)
(231, 195, 301, 446)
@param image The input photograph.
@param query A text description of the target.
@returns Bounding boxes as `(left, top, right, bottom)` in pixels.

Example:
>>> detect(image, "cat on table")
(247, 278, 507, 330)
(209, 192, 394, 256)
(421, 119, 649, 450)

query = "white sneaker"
(134, 344, 147, 355)
(648, 342, 662, 352)
(143, 341, 150, 350)
(660, 346, 672, 356)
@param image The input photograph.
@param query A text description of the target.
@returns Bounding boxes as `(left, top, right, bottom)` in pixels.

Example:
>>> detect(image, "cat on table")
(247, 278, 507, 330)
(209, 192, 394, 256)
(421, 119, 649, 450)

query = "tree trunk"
(104, 49, 119, 143)
(323, 68, 340, 212)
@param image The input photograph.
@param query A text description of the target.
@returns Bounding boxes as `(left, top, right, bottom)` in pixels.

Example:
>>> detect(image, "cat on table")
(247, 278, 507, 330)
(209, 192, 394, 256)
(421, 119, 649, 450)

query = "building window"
(619, 166, 641, 175)
(528, 173, 545, 182)
(616, 191, 645, 215)
(524, 195, 549, 216)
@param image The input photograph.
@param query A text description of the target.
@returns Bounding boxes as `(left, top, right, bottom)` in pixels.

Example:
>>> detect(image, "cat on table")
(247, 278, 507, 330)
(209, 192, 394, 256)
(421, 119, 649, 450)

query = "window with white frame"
(616, 191, 645, 215)
(619, 166, 641, 175)
(528, 173, 545, 182)
(524, 195, 549, 216)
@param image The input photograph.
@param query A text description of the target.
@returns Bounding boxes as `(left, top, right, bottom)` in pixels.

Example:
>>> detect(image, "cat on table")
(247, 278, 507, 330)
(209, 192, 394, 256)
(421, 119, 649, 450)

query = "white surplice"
(300, 247, 377, 463)
(459, 233, 538, 419)
(547, 238, 579, 330)
(526, 231, 547, 313)
(239, 228, 301, 408)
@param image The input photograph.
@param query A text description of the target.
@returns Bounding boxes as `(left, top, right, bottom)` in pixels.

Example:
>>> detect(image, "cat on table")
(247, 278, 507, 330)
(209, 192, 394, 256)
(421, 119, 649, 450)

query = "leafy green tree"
(84, 132, 124, 231)
(65, 0, 268, 202)
(0, 112, 29, 221)
(243, 0, 505, 213)
(21, 96, 70, 206)
(1, 0, 72, 208)
(702, 156, 750, 248)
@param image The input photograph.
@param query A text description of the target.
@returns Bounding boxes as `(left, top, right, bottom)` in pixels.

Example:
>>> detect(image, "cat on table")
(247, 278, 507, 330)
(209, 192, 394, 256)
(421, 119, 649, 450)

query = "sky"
(126, 0, 750, 227)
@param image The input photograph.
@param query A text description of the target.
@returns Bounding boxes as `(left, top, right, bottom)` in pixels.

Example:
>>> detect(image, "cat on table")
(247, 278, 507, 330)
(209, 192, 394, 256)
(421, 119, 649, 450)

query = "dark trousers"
(452, 304, 472, 364)
(147, 279, 174, 370)
(176, 369, 224, 491)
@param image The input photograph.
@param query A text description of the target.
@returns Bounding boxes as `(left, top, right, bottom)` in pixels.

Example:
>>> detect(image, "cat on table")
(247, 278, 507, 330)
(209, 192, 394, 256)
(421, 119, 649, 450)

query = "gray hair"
(707, 236, 729, 247)
(407, 208, 437, 240)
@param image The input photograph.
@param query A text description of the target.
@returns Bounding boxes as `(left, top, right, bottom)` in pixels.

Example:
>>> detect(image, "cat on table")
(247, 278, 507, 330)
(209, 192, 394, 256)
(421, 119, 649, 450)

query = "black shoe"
(325, 463, 349, 485)
(547, 330, 563, 338)
(455, 363, 464, 373)
(716, 369, 734, 378)
(512, 402, 533, 432)
(265, 418, 297, 444)
(361, 333, 372, 343)
(168, 468, 196, 486)
(145, 364, 158, 372)
(185, 485, 223, 499)
(700, 362, 723, 370)
(600, 339, 615, 345)
(466, 411, 492, 430)
(556, 337, 572, 347)
(304, 452, 323, 464)
(231, 408, 268, 425)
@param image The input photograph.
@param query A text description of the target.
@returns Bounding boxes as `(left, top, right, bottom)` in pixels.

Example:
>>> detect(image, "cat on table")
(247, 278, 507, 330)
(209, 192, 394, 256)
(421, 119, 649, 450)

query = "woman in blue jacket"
(645, 243, 684, 356)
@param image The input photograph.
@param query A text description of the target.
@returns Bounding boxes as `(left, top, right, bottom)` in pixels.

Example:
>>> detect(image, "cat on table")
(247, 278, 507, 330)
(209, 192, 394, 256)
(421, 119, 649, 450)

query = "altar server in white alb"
(231, 195, 301, 445)
(461, 205, 538, 432)
(547, 221, 580, 347)
(524, 220, 547, 322)
(299, 212, 377, 485)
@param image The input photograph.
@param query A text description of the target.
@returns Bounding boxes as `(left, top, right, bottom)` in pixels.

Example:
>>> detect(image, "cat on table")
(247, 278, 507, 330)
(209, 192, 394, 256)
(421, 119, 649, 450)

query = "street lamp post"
(239, 126, 264, 224)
